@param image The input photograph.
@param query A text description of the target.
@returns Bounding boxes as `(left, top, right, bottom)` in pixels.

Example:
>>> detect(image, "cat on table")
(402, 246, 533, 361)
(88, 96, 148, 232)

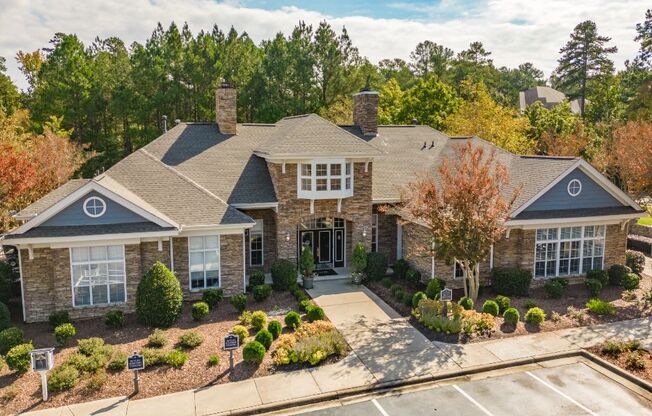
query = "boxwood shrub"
(585, 278, 602, 296)
(249, 270, 266, 287)
(147, 329, 168, 348)
(136, 262, 183, 327)
(482, 300, 500, 317)
(623, 273, 640, 290)
(494, 295, 510, 314)
(544, 279, 565, 299)
(108, 351, 128, 372)
(392, 259, 409, 280)
(586, 298, 616, 315)
(178, 331, 204, 349)
(267, 320, 282, 339)
(625, 250, 645, 274)
(0, 327, 23, 355)
(48, 310, 70, 328)
(412, 291, 427, 308)
(608, 264, 631, 286)
(381, 277, 393, 288)
(587, 269, 609, 287)
(524, 307, 546, 325)
(231, 325, 249, 343)
(251, 311, 268, 330)
(425, 279, 443, 300)
(491, 267, 532, 296)
(365, 252, 388, 281)
(406, 269, 421, 285)
(243, 341, 266, 363)
(165, 350, 189, 368)
(54, 323, 77, 347)
(230, 293, 248, 312)
(271, 259, 297, 290)
(402, 291, 414, 307)
(253, 284, 272, 302)
(255, 329, 273, 350)
(191, 302, 210, 321)
(48, 365, 80, 392)
(6, 342, 33, 373)
(284, 311, 301, 329)
(104, 310, 125, 329)
(202, 288, 224, 308)
(307, 306, 325, 322)
(502, 307, 520, 325)
(459, 296, 474, 311)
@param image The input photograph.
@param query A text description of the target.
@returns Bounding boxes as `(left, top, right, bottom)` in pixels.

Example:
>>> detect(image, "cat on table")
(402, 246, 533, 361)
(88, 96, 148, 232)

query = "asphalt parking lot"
(292, 362, 652, 416)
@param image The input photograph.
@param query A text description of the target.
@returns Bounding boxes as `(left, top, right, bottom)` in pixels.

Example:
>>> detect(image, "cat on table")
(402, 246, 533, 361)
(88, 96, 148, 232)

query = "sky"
(0, 0, 649, 91)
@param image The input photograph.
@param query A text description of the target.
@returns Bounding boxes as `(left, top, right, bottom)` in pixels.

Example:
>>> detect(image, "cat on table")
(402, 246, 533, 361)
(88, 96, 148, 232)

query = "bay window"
(534, 225, 605, 279)
(71, 245, 126, 307)
(189, 236, 220, 290)
(297, 160, 353, 199)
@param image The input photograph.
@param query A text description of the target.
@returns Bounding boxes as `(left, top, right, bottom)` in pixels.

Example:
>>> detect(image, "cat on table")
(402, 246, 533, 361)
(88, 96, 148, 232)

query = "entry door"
(301, 231, 314, 257)
(334, 229, 344, 268)
(317, 230, 331, 264)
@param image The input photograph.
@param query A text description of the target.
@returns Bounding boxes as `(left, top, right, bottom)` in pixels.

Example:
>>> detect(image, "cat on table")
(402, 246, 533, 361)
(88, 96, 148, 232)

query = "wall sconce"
(362, 226, 368, 238)
(285, 231, 291, 242)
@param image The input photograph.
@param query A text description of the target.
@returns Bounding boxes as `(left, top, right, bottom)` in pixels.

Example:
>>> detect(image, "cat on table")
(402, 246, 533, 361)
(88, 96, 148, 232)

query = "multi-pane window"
(534, 225, 605, 279)
(453, 262, 465, 279)
(71, 245, 125, 307)
(189, 236, 220, 290)
(250, 220, 264, 266)
(298, 161, 353, 195)
(371, 214, 378, 252)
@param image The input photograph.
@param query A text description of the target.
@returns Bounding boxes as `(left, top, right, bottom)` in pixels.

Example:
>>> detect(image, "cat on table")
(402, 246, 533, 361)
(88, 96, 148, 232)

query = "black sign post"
(223, 334, 240, 372)
(440, 288, 453, 317)
(128, 352, 145, 393)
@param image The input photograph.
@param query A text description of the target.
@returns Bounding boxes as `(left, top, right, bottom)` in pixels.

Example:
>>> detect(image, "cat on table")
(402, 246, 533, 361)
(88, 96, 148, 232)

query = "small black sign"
(224, 334, 240, 350)
(440, 288, 453, 302)
(128, 354, 145, 371)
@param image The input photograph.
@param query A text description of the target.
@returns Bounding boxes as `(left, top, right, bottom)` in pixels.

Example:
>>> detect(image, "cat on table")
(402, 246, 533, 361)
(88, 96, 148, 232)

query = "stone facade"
(215, 84, 236, 134)
(375, 209, 397, 264)
(241, 208, 277, 274)
(267, 161, 373, 265)
(352, 91, 378, 136)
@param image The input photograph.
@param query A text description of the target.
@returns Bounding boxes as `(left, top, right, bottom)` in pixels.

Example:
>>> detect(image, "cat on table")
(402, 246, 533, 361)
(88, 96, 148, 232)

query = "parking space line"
(525, 371, 599, 416)
(371, 399, 390, 416)
(452, 384, 495, 416)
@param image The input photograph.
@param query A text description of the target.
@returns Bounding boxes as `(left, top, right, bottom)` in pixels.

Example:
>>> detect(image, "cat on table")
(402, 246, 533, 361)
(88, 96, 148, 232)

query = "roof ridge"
(306, 113, 385, 153)
(138, 148, 231, 208)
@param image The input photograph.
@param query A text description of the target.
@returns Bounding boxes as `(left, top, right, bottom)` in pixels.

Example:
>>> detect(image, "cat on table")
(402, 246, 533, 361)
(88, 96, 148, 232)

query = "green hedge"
(490, 267, 532, 296)
(136, 262, 183, 327)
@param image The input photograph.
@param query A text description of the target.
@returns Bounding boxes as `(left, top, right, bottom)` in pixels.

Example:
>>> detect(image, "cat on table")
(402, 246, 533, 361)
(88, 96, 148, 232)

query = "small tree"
(136, 262, 183, 327)
(352, 242, 367, 273)
(299, 246, 315, 278)
(398, 142, 519, 301)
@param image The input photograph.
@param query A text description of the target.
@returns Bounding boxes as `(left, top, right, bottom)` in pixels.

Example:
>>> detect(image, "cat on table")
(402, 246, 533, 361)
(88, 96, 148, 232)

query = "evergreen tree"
(409, 41, 453, 79)
(0, 57, 19, 115)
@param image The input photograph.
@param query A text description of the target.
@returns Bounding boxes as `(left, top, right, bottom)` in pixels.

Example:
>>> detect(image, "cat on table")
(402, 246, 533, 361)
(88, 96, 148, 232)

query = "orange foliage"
(608, 121, 652, 198)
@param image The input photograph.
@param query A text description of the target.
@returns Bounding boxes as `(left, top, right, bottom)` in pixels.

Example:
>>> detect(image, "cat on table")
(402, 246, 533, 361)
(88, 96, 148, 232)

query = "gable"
(41, 191, 153, 227)
(523, 168, 623, 212)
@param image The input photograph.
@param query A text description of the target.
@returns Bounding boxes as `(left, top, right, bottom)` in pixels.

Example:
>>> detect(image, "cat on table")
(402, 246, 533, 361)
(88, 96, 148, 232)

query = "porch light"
(285, 231, 291, 242)
(362, 225, 368, 238)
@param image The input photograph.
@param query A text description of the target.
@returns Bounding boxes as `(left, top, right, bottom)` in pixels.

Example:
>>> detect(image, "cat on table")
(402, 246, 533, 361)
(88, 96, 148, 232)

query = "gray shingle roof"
(3, 222, 175, 239)
(15, 179, 90, 219)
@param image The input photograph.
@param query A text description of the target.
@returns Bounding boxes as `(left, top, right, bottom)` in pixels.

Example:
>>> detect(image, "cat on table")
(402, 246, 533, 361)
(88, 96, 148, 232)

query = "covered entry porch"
(297, 217, 354, 276)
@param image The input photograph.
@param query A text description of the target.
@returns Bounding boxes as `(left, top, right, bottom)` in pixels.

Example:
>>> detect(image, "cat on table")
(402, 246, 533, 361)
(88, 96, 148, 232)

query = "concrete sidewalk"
(22, 279, 652, 416)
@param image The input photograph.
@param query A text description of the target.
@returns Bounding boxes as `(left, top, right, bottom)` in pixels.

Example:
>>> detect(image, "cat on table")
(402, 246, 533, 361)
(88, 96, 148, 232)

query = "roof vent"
(162, 115, 168, 133)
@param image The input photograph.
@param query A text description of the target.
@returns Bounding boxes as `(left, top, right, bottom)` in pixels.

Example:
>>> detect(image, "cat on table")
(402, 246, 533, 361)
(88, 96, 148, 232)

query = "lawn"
(638, 216, 652, 226)
(0, 288, 348, 414)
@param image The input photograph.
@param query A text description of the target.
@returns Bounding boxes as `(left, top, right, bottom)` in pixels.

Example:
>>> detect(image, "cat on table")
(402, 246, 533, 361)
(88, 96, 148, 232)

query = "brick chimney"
(352, 87, 378, 136)
(215, 82, 236, 135)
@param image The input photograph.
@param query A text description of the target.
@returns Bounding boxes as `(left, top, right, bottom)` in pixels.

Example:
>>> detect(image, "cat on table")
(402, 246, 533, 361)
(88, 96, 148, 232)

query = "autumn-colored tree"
(398, 142, 519, 301)
(605, 121, 652, 197)
(540, 123, 598, 160)
(445, 82, 534, 154)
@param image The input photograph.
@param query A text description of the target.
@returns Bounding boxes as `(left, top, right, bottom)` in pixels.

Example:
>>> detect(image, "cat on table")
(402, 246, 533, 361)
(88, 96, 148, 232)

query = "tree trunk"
(460, 260, 480, 301)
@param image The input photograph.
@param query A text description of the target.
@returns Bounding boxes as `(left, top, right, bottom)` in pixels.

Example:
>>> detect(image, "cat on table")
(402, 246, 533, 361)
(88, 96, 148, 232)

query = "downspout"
(169, 238, 175, 273)
(18, 248, 26, 322)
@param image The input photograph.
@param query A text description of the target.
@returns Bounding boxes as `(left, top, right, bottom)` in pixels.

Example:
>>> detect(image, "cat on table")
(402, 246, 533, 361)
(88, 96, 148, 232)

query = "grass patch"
(638, 216, 652, 226)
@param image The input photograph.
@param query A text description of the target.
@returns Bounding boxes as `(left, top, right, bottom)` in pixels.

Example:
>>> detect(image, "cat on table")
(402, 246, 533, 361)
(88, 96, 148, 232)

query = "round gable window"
(83, 196, 106, 218)
(567, 179, 582, 197)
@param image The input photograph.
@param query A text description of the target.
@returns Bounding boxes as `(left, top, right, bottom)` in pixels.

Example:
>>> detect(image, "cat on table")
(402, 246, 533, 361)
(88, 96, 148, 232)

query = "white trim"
(489, 244, 494, 269)
(69, 245, 127, 308)
(13, 181, 177, 234)
(249, 219, 264, 267)
(373, 198, 400, 204)
(188, 235, 221, 291)
(506, 212, 645, 228)
(511, 159, 642, 217)
(397, 221, 403, 260)
(297, 160, 354, 200)
(170, 237, 175, 273)
(242, 232, 246, 293)
(231, 202, 278, 210)
(83, 196, 107, 218)
(254, 152, 380, 161)
(18, 248, 26, 322)
(567, 179, 582, 197)
(179, 224, 254, 235)
(5, 230, 178, 246)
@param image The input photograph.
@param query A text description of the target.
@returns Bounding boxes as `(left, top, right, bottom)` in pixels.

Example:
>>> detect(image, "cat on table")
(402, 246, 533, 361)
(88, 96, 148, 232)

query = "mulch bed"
(366, 273, 652, 344)
(0, 290, 348, 415)
(588, 345, 652, 384)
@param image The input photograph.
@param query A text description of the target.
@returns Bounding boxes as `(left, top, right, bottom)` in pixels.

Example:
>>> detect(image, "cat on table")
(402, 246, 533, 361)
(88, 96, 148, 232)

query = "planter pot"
(351, 272, 364, 285)
(302, 275, 314, 289)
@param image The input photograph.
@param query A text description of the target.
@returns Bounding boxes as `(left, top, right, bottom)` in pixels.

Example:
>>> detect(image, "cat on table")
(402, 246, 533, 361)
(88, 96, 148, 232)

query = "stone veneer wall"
(375, 210, 397, 264)
(240, 208, 277, 274)
(267, 161, 373, 265)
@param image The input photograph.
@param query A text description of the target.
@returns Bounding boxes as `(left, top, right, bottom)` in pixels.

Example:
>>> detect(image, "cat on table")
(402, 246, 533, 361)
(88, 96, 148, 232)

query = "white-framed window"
(250, 220, 264, 266)
(70, 245, 126, 307)
(297, 160, 353, 199)
(83, 196, 107, 218)
(189, 236, 220, 290)
(567, 179, 582, 197)
(371, 214, 378, 252)
(534, 225, 605, 279)
(453, 262, 465, 280)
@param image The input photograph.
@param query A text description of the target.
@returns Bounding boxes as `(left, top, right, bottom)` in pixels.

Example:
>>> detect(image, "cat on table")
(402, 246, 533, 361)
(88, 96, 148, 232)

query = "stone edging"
(227, 349, 651, 415)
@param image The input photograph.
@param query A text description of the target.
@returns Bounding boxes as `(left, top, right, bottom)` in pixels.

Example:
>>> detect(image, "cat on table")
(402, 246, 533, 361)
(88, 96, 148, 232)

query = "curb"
(228, 349, 590, 415)
(579, 350, 652, 393)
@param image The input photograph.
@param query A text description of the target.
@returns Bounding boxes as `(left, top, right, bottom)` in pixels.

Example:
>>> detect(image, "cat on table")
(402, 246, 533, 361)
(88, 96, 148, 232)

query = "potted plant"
(351, 242, 367, 285)
(299, 245, 316, 289)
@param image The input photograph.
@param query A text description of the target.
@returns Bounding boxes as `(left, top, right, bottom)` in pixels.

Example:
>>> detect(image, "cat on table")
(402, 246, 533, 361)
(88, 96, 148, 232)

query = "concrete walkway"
(22, 279, 652, 416)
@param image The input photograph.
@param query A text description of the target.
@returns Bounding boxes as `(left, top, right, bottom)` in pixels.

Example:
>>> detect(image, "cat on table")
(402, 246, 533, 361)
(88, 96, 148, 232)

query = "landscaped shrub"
(601, 339, 627, 356)
(0, 302, 10, 331)
(623, 273, 640, 290)
(402, 291, 414, 307)
(491, 267, 532, 296)
(178, 331, 204, 349)
(482, 300, 500, 317)
(524, 299, 538, 309)
(307, 306, 325, 322)
(48, 310, 70, 328)
(48, 365, 79, 392)
(166, 350, 189, 368)
(608, 264, 631, 286)
(249, 270, 266, 287)
(230, 293, 248, 312)
(268, 320, 282, 340)
(425, 279, 443, 299)
(104, 310, 125, 328)
(239, 310, 253, 326)
(208, 355, 220, 366)
(191, 302, 210, 321)
(524, 307, 546, 325)
(202, 288, 224, 308)
(300, 299, 313, 312)
(585, 278, 602, 296)
(587, 269, 609, 287)
(494, 295, 510, 314)
(255, 329, 273, 350)
(586, 298, 616, 315)
(0, 262, 14, 304)
(626, 250, 646, 274)
(243, 341, 266, 363)
(231, 325, 249, 343)
(285, 311, 301, 329)
(86, 370, 109, 391)
(626, 351, 646, 370)
(406, 269, 421, 285)
(392, 259, 409, 280)
(147, 329, 168, 348)
(459, 297, 474, 310)
(502, 308, 520, 325)
(393, 288, 404, 301)
(381, 277, 393, 288)
(0, 327, 23, 355)
(390, 284, 402, 297)
(77, 337, 111, 357)
(54, 323, 77, 347)
(64, 351, 110, 374)
(251, 311, 268, 330)
(136, 262, 183, 327)
(544, 279, 565, 299)
(6, 342, 33, 373)
(273, 321, 346, 366)
(253, 284, 273, 302)
(108, 351, 128, 372)
(412, 292, 427, 308)
(365, 252, 388, 281)
(352, 242, 367, 274)
(142, 348, 167, 366)
(271, 259, 297, 290)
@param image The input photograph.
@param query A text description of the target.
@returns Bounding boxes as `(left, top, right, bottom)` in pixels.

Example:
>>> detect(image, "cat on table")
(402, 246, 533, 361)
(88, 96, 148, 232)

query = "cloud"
(0, 0, 648, 91)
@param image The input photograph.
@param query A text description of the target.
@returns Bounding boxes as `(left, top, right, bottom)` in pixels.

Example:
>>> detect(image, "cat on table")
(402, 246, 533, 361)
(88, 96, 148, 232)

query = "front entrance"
(298, 218, 346, 270)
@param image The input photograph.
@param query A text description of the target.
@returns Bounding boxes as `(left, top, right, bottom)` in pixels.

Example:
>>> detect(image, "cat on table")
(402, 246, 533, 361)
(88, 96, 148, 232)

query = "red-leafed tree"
(607, 120, 652, 198)
(398, 142, 519, 301)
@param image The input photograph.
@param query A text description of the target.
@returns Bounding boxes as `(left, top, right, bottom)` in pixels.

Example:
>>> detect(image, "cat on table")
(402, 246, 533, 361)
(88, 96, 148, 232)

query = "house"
(519, 86, 583, 114)
(2, 83, 645, 323)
